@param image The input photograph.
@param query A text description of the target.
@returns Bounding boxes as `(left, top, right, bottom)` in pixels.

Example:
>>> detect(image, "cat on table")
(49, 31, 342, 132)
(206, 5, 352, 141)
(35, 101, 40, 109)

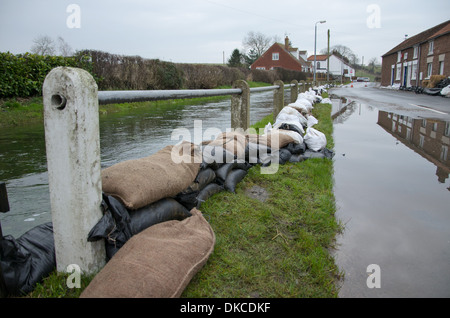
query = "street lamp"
(314, 20, 326, 83)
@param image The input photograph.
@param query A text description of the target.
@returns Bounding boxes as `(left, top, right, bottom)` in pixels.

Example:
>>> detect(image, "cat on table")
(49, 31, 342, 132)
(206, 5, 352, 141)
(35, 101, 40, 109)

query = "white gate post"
(43, 67, 106, 274)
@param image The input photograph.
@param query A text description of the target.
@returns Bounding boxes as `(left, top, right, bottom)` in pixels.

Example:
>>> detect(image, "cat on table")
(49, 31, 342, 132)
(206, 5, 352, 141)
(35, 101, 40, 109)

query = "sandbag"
(129, 198, 192, 236)
(0, 222, 55, 296)
(180, 168, 216, 194)
(215, 162, 237, 185)
(205, 131, 247, 159)
(88, 195, 133, 260)
(286, 142, 306, 155)
(196, 183, 224, 209)
(304, 127, 327, 151)
(80, 208, 215, 298)
(289, 154, 305, 163)
(201, 145, 235, 168)
(245, 142, 272, 164)
(303, 148, 335, 160)
(224, 169, 248, 193)
(101, 143, 201, 210)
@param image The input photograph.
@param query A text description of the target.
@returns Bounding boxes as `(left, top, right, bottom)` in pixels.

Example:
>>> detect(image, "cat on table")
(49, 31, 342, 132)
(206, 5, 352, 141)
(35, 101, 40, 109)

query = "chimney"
(285, 36, 289, 50)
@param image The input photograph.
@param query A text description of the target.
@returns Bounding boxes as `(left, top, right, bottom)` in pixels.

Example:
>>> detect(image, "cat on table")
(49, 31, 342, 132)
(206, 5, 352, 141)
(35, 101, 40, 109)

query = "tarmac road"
(329, 82, 450, 120)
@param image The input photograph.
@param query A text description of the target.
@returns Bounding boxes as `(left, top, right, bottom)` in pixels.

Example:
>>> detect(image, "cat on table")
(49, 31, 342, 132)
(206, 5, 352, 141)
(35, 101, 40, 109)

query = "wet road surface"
(330, 83, 450, 297)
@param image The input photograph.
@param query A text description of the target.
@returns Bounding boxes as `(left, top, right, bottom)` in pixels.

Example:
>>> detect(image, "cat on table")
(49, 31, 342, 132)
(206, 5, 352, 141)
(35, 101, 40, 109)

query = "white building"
(307, 54, 355, 78)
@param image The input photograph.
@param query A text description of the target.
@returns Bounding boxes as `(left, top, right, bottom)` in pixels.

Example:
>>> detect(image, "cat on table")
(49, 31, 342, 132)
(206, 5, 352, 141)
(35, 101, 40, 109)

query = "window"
(397, 51, 401, 62)
(404, 52, 408, 60)
(272, 53, 279, 61)
(441, 145, 448, 161)
(396, 64, 401, 80)
(439, 61, 444, 75)
(427, 62, 433, 78)
(445, 122, 450, 137)
(256, 67, 265, 70)
(317, 62, 321, 69)
(428, 40, 434, 55)
(411, 61, 417, 80)
(413, 46, 418, 59)
(432, 122, 438, 132)
(419, 135, 425, 148)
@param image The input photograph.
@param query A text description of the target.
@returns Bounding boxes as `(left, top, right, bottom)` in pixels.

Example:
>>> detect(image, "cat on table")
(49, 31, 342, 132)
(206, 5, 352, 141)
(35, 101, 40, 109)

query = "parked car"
(357, 77, 370, 82)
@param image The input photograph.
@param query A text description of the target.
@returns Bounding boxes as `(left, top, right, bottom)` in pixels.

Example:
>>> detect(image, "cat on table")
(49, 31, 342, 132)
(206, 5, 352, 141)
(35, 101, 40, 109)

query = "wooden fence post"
(231, 80, 250, 131)
(290, 80, 298, 103)
(43, 67, 106, 274)
(273, 80, 284, 119)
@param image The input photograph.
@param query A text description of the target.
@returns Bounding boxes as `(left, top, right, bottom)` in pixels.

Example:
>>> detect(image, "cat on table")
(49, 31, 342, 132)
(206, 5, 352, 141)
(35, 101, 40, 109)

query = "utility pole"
(327, 29, 330, 82)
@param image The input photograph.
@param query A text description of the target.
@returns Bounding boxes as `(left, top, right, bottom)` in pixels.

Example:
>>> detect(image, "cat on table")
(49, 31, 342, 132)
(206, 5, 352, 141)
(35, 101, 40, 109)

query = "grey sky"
(1, 0, 449, 64)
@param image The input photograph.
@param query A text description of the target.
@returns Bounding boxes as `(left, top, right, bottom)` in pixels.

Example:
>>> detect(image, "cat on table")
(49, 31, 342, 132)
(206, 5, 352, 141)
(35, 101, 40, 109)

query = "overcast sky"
(1, 0, 449, 64)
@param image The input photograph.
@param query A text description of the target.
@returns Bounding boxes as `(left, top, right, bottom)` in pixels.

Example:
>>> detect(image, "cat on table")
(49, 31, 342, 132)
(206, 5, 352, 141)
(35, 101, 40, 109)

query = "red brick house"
(381, 20, 450, 87)
(250, 36, 310, 73)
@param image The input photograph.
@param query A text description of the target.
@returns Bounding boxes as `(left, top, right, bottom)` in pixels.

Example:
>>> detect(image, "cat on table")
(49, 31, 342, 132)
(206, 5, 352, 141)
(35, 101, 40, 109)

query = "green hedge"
(0, 52, 98, 98)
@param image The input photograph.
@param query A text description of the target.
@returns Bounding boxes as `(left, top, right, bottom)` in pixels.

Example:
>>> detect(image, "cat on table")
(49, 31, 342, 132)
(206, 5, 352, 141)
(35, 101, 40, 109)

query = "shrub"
(0, 51, 97, 98)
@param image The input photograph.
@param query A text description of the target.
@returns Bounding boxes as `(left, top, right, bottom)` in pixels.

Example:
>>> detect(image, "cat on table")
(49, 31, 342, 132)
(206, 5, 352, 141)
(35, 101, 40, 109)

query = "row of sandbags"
(0, 86, 333, 297)
(89, 85, 334, 261)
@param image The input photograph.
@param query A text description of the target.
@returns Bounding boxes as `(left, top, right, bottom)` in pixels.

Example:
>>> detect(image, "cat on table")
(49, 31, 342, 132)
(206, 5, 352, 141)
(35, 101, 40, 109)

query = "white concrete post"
(231, 80, 250, 131)
(273, 80, 284, 118)
(43, 67, 106, 274)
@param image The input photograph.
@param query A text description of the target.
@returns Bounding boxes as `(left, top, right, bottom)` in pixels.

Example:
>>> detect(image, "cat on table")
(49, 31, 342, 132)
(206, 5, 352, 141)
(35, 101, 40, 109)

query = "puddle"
(332, 99, 450, 297)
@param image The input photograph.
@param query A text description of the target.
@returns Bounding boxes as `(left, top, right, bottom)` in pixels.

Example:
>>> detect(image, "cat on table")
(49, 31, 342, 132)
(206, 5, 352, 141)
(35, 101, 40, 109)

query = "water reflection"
(332, 100, 450, 297)
(377, 111, 450, 186)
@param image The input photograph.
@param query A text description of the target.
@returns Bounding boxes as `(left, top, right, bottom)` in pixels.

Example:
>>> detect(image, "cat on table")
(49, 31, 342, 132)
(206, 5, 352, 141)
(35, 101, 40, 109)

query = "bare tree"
(243, 31, 272, 58)
(57, 36, 73, 57)
(31, 35, 56, 55)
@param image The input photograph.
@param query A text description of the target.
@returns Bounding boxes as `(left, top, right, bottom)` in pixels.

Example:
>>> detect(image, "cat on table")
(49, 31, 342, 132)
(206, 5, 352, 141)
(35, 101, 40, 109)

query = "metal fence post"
(231, 80, 250, 131)
(43, 67, 106, 274)
(273, 80, 284, 118)
(290, 80, 298, 103)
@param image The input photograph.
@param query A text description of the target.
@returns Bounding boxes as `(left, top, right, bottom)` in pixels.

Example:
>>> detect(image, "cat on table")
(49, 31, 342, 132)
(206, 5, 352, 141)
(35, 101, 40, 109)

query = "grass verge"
(24, 96, 342, 298)
(182, 99, 342, 298)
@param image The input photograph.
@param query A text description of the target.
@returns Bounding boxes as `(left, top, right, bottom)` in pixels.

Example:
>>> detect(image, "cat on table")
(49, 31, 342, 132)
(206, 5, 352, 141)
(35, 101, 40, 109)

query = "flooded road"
(331, 85, 450, 297)
(0, 90, 278, 237)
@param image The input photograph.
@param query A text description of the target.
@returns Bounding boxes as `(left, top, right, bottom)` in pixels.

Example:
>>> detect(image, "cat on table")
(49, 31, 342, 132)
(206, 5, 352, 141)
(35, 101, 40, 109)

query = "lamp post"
(314, 20, 326, 83)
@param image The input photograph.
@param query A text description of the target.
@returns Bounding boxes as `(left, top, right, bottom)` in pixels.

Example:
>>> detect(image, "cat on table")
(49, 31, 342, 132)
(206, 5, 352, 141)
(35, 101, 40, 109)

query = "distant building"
(307, 54, 355, 79)
(250, 36, 311, 73)
(381, 20, 450, 87)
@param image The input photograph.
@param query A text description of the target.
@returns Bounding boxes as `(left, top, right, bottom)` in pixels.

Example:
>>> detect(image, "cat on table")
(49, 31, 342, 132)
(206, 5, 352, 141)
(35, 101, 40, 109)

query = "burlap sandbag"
(102, 143, 201, 210)
(247, 130, 298, 149)
(80, 208, 215, 298)
(206, 131, 247, 158)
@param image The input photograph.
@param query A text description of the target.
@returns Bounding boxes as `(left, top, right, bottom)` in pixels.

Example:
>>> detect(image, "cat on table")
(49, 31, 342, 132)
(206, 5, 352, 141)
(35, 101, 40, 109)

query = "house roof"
(307, 55, 329, 61)
(382, 20, 450, 57)
(251, 42, 310, 69)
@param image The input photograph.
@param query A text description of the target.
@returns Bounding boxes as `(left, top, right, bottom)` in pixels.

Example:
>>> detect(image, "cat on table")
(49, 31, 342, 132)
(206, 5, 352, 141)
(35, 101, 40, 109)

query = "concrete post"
(43, 67, 106, 274)
(290, 80, 298, 103)
(300, 80, 306, 93)
(231, 80, 250, 131)
(273, 80, 284, 118)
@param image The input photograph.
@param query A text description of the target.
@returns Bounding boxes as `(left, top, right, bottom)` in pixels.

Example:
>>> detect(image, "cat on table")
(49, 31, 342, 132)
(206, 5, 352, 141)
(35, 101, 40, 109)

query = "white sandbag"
(304, 127, 326, 151)
(264, 122, 272, 134)
(441, 85, 450, 97)
(277, 129, 303, 145)
(306, 115, 318, 127)
(321, 98, 332, 104)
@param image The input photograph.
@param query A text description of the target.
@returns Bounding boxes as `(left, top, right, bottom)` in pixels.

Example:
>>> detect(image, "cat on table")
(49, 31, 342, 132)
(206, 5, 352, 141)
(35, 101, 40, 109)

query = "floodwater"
(332, 98, 450, 297)
(0, 90, 279, 238)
